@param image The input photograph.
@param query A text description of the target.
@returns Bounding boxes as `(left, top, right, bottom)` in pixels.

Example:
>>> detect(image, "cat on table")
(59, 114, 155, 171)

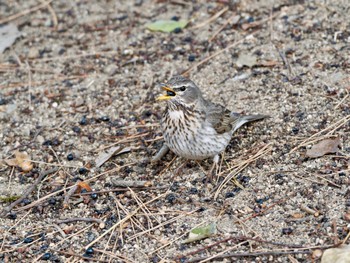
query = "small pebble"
(41, 252, 52, 260)
(7, 213, 17, 220)
(79, 167, 88, 174)
(79, 116, 88, 125)
(85, 247, 94, 255)
(23, 237, 34, 243)
(282, 228, 293, 235)
(173, 27, 182, 34)
(188, 55, 195, 62)
(67, 153, 74, 161)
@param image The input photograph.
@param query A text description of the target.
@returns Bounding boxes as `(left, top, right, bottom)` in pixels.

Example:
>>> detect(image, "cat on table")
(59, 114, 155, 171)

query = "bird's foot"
(152, 144, 169, 162)
(205, 155, 220, 183)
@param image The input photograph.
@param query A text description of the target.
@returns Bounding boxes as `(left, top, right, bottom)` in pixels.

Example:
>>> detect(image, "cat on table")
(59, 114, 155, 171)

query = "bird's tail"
(231, 113, 268, 133)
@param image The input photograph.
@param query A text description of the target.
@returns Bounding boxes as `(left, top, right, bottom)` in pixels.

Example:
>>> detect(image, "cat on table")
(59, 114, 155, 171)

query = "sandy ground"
(0, 0, 350, 262)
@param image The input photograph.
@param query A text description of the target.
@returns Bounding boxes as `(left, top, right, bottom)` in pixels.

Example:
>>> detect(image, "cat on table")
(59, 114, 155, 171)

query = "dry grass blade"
(95, 146, 131, 168)
(289, 115, 350, 154)
(128, 209, 197, 241)
(0, 0, 53, 24)
(84, 191, 168, 249)
(214, 144, 272, 199)
(191, 6, 229, 29)
(1, 168, 59, 216)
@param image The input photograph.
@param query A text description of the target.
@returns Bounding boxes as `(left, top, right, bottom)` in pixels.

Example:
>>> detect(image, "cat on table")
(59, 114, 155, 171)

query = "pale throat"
(168, 110, 184, 120)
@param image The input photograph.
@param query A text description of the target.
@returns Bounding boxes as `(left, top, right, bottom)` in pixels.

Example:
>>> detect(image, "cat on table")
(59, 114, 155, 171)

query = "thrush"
(153, 75, 267, 173)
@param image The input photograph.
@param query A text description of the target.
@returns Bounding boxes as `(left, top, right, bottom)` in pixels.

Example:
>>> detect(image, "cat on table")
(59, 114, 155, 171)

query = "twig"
(335, 92, 349, 110)
(273, 42, 294, 77)
(300, 205, 318, 216)
(57, 217, 104, 225)
(191, 6, 229, 29)
(1, 167, 59, 216)
(39, 0, 58, 28)
(85, 191, 168, 249)
(213, 144, 272, 199)
(51, 249, 109, 263)
(93, 248, 135, 263)
(242, 194, 293, 222)
(110, 178, 152, 188)
(209, 13, 238, 42)
(289, 115, 350, 154)
(185, 250, 312, 263)
(14, 164, 135, 212)
(0, 0, 53, 24)
(178, 235, 307, 261)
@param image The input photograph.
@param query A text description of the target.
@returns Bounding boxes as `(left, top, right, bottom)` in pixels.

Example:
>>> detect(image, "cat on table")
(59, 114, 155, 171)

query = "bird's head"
(156, 75, 202, 106)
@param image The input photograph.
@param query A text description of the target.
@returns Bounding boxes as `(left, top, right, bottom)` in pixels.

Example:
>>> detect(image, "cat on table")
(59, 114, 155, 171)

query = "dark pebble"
(41, 252, 52, 260)
(79, 116, 88, 125)
(7, 213, 17, 220)
(292, 127, 299, 134)
(170, 182, 180, 191)
(67, 153, 74, 161)
(72, 126, 81, 133)
(197, 207, 206, 212)
(90, 193, 98, 199)
(282, 228, 293, 235)
(99, 116, 110, 122)
(22, 198, 31, 205)
(189, 187, 198, 194)
(85, 247, 94, 255)
(52, 138, 60, 146)
(78, 167, 88, 174)
(247, 17, 254, 23)
(48, 198, 56, 205)
(240, 176, 250, 184)
(225, 192, 235, 198)
(188, 54, 195, 62)
(23, 237, 34, 243)
(42, 140, 53, 146)
(151, 255, 161, 263)
(183, 36, 192, 43)
(255, 198, 265, 205)
(171, 16, 179, 21)
(58, 48, 65, 55)
(173, 27, 182, 33)
(166, 193, 176, 204)
(0, 97, 7, 105)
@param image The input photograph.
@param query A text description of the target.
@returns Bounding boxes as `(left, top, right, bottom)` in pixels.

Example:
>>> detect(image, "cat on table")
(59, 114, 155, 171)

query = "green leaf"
(145, 20, 188, 33)
(183, 223, 217, 244)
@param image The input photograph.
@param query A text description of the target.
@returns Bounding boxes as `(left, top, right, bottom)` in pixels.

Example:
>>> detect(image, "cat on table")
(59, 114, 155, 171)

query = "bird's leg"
(151, 144, 170, 162)
(206, 154, 220, 183)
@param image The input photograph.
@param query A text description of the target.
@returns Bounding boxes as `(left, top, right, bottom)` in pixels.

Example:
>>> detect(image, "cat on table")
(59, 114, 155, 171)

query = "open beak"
(156, 85, 176, 101)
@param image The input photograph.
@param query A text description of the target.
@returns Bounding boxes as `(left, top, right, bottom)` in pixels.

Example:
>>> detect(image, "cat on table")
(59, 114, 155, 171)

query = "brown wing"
(204, 100, 267, 134)
(204, 101, 233, 134)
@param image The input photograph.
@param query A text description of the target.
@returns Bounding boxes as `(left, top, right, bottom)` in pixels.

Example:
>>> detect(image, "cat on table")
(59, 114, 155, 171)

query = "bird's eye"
(179, 86, 186, 91)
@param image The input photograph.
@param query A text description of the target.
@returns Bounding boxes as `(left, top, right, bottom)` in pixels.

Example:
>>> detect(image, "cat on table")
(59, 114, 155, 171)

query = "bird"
(153, 75, 267, 177)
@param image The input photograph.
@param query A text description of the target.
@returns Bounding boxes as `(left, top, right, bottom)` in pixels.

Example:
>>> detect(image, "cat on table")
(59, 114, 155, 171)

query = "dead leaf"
(95, 146, 131, 168)
(183, 223, 217, 244)
(4, 151, 33, 172)
(77, 181, 92, 192)
(145, 20, 188, 32)
(306, 137, 341, 158)
(321, 244, 350, 263)
(0, 24, 21, 53)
